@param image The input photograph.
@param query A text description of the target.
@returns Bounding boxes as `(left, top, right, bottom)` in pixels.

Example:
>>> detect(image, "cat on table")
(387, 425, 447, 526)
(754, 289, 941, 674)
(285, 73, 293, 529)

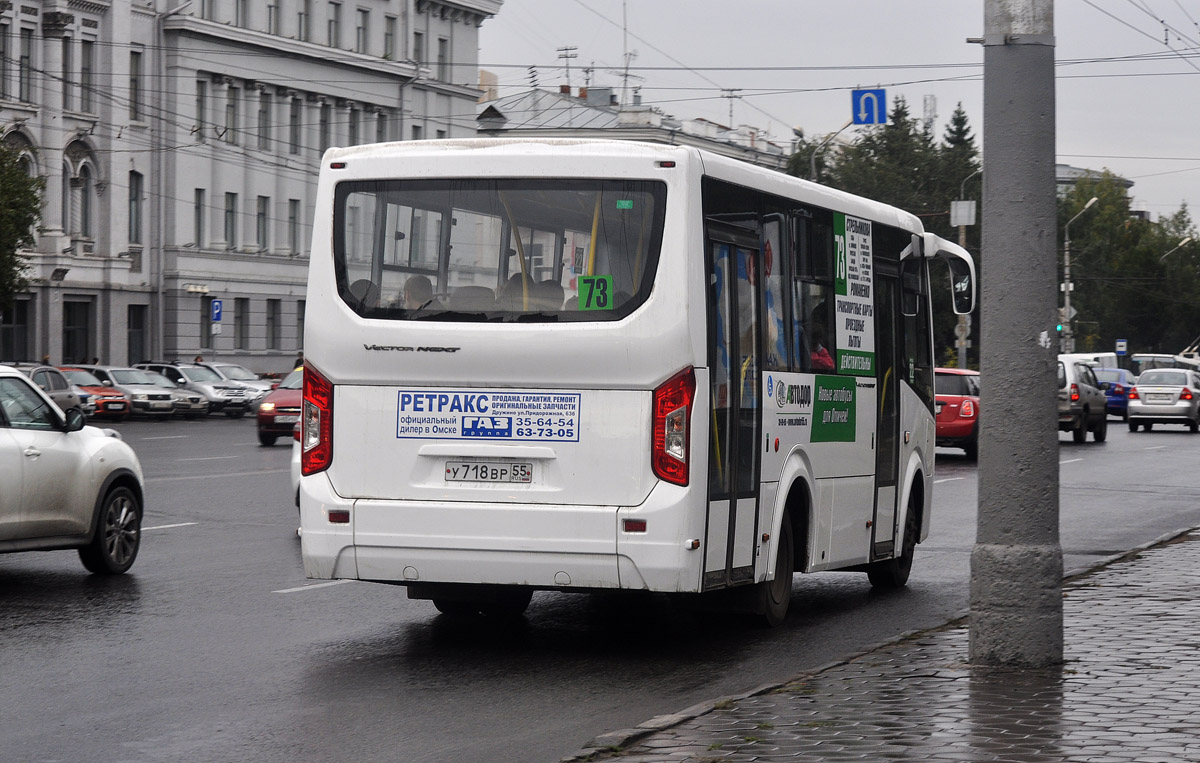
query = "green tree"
(1062, 174, 1198, 355)
(0, 144, 43, 310)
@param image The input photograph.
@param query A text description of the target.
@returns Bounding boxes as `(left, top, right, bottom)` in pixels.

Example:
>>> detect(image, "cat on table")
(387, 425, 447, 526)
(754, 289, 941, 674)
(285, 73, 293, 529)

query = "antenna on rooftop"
(721, 89, 743, 127)
(557, 46, 578, 89)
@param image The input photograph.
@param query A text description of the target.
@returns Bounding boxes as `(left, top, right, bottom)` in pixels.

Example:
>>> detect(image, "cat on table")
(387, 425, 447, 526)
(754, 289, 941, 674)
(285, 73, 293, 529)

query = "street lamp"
(1158, 237, 1194, 262)
(809, 118, 853, 181)
(1062, 196, 1098, 353)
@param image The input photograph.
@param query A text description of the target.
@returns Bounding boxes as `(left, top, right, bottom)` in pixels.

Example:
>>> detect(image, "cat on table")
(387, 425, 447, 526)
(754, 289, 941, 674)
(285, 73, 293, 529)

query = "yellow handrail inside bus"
(711, 404, 723, 484)
(586, 193, 602, 276)
(497, 191, 530, 309)
(880, 366, 892, 414)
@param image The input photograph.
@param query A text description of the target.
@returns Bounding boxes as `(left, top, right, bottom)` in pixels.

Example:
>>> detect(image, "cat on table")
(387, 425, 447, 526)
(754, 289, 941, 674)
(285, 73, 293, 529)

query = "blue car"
(1094, 367, 1136, 420)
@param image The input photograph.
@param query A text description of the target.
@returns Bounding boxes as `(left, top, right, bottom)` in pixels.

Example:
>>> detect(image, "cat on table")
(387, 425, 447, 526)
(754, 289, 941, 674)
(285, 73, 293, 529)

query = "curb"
(559, 525, 1199, 762)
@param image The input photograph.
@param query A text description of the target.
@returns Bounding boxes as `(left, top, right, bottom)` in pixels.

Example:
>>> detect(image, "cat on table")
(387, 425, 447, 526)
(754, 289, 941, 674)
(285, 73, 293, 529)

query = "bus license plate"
(445, 461, 533, 483)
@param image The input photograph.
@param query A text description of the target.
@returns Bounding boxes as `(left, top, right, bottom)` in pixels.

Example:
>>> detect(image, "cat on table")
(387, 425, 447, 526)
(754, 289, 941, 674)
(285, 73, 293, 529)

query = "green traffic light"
(1056, 324, 1063, 332)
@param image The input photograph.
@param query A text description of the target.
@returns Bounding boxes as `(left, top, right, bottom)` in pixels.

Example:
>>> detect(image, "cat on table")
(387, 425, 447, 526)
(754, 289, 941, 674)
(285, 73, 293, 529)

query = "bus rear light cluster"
(302, 363, 334, 475)
(652, 367, 695, 486)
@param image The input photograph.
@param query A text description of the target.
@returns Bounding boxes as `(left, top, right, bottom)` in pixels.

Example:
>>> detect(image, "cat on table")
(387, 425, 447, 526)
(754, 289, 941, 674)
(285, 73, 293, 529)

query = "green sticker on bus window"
(578, 275, 614, 310)
(616, 199, 634, 210)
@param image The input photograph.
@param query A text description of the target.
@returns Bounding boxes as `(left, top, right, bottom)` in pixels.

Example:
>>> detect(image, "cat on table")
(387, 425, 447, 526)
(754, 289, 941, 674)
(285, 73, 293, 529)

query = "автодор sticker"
(395, 390, 581, 442)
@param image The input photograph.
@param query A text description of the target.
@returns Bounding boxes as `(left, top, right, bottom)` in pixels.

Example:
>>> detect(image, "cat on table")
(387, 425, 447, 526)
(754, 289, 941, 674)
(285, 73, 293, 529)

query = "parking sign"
(211, 299, 223, 322)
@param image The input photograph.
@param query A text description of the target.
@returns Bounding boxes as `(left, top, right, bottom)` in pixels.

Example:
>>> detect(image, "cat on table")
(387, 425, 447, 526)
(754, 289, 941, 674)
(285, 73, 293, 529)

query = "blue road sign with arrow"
(852, 89, 887, 125)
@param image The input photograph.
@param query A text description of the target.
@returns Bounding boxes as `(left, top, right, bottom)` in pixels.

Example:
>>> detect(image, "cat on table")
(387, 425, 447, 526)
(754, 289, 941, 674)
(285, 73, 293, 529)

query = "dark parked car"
(935, 368, 980, 459)
(256, 368, 302, 446)
(1093, 367, 1135, 421)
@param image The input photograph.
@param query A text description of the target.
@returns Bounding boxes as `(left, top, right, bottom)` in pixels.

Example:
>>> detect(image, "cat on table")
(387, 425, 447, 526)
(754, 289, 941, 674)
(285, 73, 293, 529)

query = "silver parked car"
(0, 364, 145, 574)
(140, 368, 210, 419)
(6, 363, 83, 414)
(1057, 356, 1108, 442)
(135, 362, 250, 418)
(73, 365, 176, 419)
(1128, 368, 1200, 432)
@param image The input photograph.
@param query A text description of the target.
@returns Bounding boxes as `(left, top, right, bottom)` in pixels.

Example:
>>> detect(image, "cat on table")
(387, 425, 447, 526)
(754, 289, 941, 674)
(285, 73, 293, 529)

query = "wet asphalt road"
(2, 415, 1199, 762)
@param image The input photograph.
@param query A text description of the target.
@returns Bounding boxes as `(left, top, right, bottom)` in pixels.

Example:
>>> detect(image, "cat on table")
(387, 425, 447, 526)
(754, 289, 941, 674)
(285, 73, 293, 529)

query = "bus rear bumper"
(297, 481, 705, 593)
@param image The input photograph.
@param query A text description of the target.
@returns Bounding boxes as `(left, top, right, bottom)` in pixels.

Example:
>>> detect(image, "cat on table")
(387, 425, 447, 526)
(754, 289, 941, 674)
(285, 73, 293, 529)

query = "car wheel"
(1145, 423, 1154, 431)
(1072, 412, 1087, 443)
(78, 485, 141, 575)
(868, 493, 918, 590)
(1190, 419, 1199, 434)
(1093, 414, 1107, 442)
(1129, 419, 1139, 433)
(226, 409, 245, 419)
(962, 433, 979, 461)
(479, 588, 534, 618)
(259, 432, 278, 447)
(433, 599, 480, 616)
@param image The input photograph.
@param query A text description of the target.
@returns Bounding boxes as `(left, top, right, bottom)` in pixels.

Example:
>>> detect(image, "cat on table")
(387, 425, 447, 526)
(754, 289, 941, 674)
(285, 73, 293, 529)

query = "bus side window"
(790, 213, 836, 373)
(902, 258, 934, 406)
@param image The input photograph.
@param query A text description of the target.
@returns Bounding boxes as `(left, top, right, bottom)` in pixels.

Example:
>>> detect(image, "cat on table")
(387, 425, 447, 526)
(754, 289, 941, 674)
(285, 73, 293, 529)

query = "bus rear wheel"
(754, 510, 794, 627)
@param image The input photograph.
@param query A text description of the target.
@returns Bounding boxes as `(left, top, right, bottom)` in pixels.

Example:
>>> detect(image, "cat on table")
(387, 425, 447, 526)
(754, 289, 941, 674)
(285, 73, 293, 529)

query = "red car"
(935, 367, 980, 460)
(60, 367, 132, 421)
(256, 368, 302, 446)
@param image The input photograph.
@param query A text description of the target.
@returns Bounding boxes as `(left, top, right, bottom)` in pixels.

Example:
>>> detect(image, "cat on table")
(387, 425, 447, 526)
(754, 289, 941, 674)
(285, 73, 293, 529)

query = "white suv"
(0, 364, 145, 574)
(1057, 356, 1108, 443)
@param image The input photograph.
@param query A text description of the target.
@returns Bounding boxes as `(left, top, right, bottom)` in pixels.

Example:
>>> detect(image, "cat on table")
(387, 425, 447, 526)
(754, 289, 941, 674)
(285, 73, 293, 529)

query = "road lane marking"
(142, 522, 199, 531)
(1060, 458, 1083, 464)
(1144, 445, 1168, 450)
(177, 455, 241, 462)
(273, 580, 353, 594)
(141, 435, 189, 441)
(145, 468, 288, 484)
(934, 477, 964, 484)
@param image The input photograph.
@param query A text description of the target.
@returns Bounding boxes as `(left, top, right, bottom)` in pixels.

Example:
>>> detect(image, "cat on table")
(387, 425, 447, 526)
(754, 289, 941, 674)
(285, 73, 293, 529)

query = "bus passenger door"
(704, 229, 761, 589)
(873, 263, 900, 556)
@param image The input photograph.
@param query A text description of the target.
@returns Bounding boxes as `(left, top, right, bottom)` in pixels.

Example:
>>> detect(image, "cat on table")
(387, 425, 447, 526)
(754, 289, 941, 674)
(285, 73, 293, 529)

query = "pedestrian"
(41, 353, 51, 365)
(194, 354, 204, 363)
(294, 352, 304, 370)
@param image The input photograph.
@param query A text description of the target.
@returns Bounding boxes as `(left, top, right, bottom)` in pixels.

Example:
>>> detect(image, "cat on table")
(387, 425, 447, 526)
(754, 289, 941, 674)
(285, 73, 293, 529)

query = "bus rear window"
(332, 179, 667, 322)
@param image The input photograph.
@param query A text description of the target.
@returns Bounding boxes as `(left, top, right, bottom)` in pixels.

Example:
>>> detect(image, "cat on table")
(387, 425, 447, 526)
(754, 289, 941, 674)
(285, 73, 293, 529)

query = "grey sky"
(479, 1, 1200, 221)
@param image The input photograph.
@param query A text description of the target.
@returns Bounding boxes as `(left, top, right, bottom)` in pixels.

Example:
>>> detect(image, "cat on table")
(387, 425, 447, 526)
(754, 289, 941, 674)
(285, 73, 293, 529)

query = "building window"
(225, 86, 239, 144)
(268, 4, 278, 34)
(258, 91, 271, 150)
(355, 9, 369, 53)
(266, 299, 281, 350)
(0, 298, 31, 360)
(79, 165, 93, 237)
(436, 129, 446, 140)
(234, 298, 250, 350)
(62, 37, 73, 110)
(127, 305, 148, 366)
(256, 196, 270, 250)
(195, 80, 207, 141)
(194, 188, 206, 247)
(411, 124, 422, 141)
(437, 37, 448, 81)
(63, 301, 93, 365)
(19, 28, 33, 102)
(413, 30, 423, 64)
(328, 2, 341, 48)
(129, 51, 143, 120)
(319, 102, 331, 151)
(225, 192, 238, 249)
(129, 172, 144, 245)
(289, 98, 302, 154)
(0, 24, 9, 100)
(297, 299, 305, 350)
(376, 111, 388, 142)
(348, 106, 359, 145)
(383, 16, 395, 59)
(201, 296, 214, 350)
(288, 199, 301, 254)
(80, 40, 94, 112)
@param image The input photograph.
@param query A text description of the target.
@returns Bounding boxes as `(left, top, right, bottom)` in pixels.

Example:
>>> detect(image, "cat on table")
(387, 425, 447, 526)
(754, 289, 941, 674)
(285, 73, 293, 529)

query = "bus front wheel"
(867, 496, 918, 589)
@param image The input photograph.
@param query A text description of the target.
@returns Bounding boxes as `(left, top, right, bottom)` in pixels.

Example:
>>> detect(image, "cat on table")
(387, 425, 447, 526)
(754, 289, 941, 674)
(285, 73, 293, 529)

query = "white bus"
(299, 139, 975, 625)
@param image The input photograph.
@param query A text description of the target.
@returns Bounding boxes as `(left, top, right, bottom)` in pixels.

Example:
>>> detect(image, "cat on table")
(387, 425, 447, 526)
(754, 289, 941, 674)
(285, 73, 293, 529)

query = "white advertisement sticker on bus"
(395, 389, 581, 442)
(834, 213, 875, 376)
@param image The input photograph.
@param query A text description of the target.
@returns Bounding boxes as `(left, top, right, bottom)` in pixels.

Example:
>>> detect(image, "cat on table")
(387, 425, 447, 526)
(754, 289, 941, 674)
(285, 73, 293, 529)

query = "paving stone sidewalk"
(570, 529, 1200, 762)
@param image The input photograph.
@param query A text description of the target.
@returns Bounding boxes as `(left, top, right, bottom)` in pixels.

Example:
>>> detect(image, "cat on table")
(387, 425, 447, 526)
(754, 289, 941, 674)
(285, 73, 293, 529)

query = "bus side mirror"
(948, 258, 974, 315)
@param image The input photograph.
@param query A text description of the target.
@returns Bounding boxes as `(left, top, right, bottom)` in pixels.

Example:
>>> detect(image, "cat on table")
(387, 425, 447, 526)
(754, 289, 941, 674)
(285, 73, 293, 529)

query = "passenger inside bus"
(348, 279, 380, 311)
(403, 275, 442, 312)
(810, 323, 835, 371)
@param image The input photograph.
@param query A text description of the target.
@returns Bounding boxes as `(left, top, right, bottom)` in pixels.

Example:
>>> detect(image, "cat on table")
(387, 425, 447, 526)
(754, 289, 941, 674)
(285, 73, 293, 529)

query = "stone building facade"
(1, 0, 500, 373)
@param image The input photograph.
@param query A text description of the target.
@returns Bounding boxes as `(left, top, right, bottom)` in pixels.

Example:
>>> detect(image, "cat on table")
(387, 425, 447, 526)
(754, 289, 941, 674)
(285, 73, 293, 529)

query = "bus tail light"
(960, 400, 976, 418)
(1070, 383, 1080, 402)
(652, 367, 695, 486)
(302, 363, 334, 475)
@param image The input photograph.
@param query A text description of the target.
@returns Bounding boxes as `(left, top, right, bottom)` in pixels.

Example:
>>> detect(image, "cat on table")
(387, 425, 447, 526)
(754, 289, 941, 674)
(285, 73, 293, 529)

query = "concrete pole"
(971, 0, 1063, 666)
